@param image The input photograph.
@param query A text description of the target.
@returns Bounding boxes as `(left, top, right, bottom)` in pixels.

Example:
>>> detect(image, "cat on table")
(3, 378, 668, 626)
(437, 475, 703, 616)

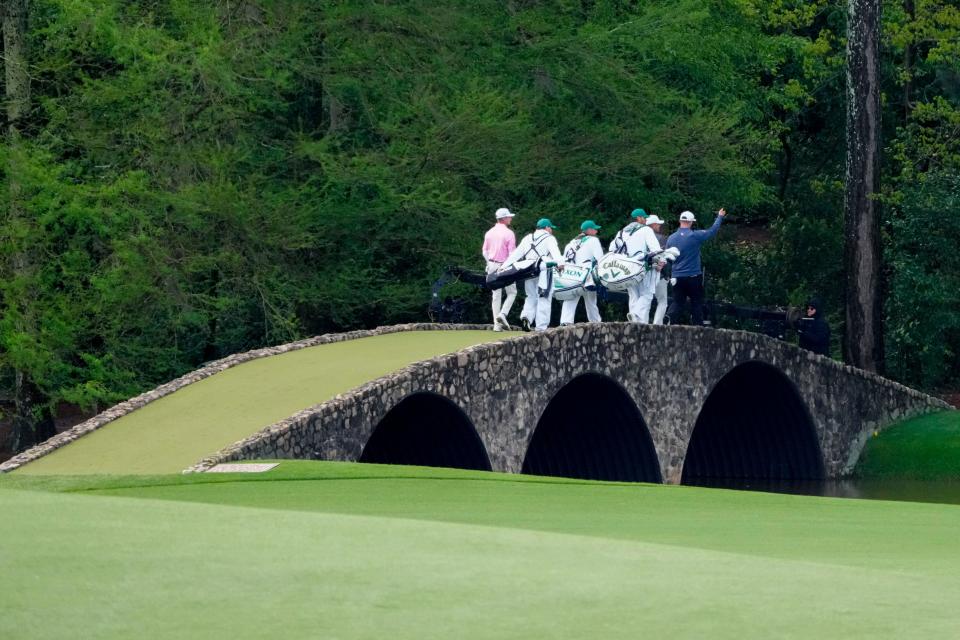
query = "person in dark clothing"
(797, 297, 830, 356)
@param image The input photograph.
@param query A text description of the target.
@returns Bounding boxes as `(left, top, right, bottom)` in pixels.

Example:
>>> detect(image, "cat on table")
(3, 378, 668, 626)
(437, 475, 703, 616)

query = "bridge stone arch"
(681, 361, 824, 483)
(190, 324, 950, 482)
(359, 392, 492, 472)
(522, 373, 661, 483)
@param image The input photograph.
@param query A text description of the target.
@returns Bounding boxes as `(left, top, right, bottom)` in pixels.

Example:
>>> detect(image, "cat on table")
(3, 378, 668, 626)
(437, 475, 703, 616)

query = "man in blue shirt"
(665, 207, 726, 325)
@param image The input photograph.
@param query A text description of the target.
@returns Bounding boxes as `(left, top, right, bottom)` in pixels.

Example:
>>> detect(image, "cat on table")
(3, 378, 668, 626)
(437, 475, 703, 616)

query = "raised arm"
(694, 208, 726, 241)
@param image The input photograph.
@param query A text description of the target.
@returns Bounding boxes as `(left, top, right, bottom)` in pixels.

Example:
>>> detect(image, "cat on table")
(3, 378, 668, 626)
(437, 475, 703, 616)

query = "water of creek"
(687, 478, 960, 506)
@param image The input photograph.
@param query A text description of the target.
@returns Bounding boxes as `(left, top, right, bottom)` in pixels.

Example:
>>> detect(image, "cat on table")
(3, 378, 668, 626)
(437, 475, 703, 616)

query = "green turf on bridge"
(15, 330, 518, 475)
(2, 461, 960, 639)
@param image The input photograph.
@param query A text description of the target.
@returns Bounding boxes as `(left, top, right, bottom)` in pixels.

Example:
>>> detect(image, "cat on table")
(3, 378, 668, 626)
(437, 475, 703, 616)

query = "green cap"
(630, 208, 648, 219)
(580, 220, 602, 232)
(536, 217, 556, 229)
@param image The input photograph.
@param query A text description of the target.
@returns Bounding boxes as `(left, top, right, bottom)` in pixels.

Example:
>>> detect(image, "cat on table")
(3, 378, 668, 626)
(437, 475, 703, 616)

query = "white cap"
(495, 207, 515, 220)
(679, 211, 696, 222)
(645, 214, 665, 225)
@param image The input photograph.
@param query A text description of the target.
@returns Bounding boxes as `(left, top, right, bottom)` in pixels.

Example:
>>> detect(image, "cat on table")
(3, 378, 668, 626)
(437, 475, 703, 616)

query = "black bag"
(486, 258, 539, 290)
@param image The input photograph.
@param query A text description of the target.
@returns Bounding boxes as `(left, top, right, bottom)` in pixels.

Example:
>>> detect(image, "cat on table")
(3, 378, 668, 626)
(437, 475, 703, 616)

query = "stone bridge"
(191, 324, 949, 483)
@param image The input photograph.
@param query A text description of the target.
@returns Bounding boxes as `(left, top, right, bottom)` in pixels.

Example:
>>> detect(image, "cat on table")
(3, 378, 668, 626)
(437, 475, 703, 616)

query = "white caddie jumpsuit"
(559, 234, 604, 325)
(609, 223, 661, 323)
(501, 230, 563, 331)
(653, 275, 669, 325)
(652, 230, 669, 324)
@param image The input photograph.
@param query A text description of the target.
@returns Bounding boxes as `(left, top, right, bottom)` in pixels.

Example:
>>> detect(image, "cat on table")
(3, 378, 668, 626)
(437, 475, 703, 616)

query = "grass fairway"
(2, 462, 960, 639)
(856, 410, 960, 479)
(15, 330, 517, 476)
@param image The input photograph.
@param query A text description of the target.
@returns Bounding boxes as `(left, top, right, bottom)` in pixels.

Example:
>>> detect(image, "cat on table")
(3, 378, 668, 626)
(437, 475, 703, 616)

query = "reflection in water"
(686, 478, 960, 506)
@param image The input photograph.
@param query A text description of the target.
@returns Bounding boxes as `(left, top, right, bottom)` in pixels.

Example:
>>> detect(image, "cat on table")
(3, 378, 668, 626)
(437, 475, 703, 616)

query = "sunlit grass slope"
(16, 331, 517, 476)
(2, 462, 959, 639)
(856, 410, 960, 479)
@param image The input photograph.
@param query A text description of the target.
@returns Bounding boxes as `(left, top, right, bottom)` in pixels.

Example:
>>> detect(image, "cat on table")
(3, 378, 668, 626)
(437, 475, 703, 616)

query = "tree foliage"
(1, 0, 959, 451)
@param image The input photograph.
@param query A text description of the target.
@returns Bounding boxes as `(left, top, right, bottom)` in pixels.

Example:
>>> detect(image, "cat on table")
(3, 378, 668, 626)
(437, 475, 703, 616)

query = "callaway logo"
(601, 259, 635, 274)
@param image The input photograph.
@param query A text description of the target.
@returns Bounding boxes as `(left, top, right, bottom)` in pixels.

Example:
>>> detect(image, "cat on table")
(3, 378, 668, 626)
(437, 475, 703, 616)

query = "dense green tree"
(2, 0, 959, 454)
(882, 0, 960, 387)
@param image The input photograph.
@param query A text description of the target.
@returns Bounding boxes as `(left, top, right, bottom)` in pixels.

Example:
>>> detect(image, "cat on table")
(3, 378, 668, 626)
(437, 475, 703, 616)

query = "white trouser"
(486, 261, 516, 323)
(520, 277, 539, 324)
(652, 277, 668, 325)
(626, 283, 638, 321)
(628, 272, 658, 324)
(534, 267, 554, 331)
(632, 290, 654, 324)
(560, 289, 601, 325)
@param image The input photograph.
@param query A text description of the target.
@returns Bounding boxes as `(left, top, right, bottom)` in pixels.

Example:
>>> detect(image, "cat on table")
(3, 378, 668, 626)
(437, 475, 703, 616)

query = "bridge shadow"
(359, 392, 492, 472)
(681, 361, 824, 484)
(521, 373, 662, 483)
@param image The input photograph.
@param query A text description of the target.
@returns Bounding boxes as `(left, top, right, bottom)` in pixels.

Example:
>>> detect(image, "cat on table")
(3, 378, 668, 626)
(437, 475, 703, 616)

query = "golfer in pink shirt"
(482, 208, 517, 330)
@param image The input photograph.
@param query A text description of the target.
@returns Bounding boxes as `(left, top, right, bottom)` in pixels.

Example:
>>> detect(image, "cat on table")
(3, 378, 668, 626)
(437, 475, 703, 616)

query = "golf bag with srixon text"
(551, 262, 596, 301)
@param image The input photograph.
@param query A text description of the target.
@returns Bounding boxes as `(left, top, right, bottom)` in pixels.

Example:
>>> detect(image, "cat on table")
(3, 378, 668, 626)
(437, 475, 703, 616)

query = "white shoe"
(521, 318, 532, 331)
(627, 312, 637, 323)
(496, 314, 511, 331)
(493, 324, 503, 332)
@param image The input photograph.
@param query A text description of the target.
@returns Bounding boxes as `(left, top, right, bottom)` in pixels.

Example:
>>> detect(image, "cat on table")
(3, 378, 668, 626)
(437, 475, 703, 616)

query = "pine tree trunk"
(843, 0, 884, 372)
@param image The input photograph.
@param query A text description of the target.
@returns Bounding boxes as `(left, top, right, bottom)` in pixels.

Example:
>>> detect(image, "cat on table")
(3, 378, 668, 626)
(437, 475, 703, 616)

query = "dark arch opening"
(521, 374, 662, 483)
(681, 361, 824, 484)
(359, 392, 492, 471)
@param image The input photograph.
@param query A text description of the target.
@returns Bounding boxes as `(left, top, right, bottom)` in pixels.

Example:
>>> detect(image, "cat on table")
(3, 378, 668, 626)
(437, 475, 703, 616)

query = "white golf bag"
(551, 263, 595, 301)
(594, 253, 647, 292)
(594, 248, 681, 292)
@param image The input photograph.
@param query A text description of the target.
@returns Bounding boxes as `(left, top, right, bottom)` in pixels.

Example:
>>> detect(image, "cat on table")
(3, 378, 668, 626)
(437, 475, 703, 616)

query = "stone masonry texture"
(175, 323, 950, 483)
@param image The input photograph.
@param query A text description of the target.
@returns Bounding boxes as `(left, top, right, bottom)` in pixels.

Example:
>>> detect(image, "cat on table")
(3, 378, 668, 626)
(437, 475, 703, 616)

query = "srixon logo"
(561, 265, 588, 278)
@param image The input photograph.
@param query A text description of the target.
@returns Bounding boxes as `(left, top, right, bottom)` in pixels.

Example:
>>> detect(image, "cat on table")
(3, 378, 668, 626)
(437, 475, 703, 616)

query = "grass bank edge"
(854, 410, 960, 480)
(0, 460, 653, 494)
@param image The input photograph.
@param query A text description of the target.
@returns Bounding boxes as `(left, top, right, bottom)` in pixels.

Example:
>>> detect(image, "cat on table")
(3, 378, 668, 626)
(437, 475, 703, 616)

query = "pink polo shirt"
(482, 223, 516, 263)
